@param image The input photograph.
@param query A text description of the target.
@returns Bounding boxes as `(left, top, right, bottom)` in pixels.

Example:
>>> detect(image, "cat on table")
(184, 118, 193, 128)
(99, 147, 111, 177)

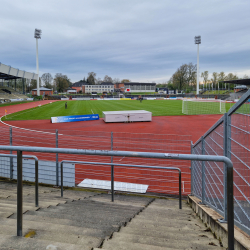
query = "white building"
(84, 82, 114, 94)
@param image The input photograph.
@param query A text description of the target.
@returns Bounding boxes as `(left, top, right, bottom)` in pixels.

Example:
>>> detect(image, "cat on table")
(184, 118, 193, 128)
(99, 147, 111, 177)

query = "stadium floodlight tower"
(34, 29, 42, 96)
(195, 36, 201, 95)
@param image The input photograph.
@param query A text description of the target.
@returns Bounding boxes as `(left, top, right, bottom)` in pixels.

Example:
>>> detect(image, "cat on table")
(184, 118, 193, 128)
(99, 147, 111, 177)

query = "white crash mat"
(77, 179, 148, 193)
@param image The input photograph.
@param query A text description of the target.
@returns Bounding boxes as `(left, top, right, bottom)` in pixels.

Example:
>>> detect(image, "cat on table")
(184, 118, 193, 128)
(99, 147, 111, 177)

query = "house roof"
(32, 87, 52, 91)
(72, 81, 88, 87)
(124, 82, 156, 86)
(100, 82, 114, 85)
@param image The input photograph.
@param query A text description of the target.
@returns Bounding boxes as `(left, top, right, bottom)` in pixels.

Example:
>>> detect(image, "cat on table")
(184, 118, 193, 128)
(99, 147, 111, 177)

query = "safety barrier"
(60, 160, 182, 209)
(192, 89, 250, 237)
(0, 145, 234, 249)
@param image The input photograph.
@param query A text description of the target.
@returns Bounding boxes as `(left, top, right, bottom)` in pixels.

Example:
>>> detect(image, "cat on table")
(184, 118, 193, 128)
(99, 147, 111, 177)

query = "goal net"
(182, 99, 226, 115)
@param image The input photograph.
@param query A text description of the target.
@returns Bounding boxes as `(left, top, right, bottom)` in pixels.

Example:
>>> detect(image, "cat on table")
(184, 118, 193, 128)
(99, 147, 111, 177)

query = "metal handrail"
(60, 160, 182, 209)
(0, 145, 234, 250)
(0, 153, 39, 207)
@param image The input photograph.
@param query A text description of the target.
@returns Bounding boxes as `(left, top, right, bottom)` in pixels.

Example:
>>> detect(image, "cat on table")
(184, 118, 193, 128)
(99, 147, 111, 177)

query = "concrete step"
(0, 234, 90, 250)
(19, 210, 134, 225)
(128, 217, 206, 229)
(0, 218, 113, 238)
(8, 214, 121, 231)
(100, 240, 176, 250)
(108, 233, 225, 250)
(119, 226, 215, 239)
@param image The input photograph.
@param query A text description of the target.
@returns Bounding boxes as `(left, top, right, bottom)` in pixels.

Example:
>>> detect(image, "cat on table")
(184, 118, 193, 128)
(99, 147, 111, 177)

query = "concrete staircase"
(0, 180, 226, 249)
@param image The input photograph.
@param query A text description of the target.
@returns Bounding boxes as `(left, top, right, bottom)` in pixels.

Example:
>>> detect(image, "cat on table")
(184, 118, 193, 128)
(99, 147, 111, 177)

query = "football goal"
(182, 99, 226, 115)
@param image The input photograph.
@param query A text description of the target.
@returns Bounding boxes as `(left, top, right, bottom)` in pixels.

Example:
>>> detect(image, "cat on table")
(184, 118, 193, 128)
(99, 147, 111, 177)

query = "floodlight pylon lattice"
(34, 29, 42, 96)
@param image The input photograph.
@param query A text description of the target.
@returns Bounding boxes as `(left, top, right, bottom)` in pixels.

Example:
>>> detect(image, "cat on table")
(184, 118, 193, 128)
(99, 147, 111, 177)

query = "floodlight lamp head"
(195, 36, 201, 44)
(34, 29, 42, 39)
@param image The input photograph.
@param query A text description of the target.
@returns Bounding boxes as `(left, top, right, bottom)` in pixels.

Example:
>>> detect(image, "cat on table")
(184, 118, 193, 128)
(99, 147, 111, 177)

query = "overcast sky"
(0, 0, 250, 83)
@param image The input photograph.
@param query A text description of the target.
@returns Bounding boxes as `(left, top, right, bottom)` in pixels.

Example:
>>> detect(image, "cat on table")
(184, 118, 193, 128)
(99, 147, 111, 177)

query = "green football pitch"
(1, 100, 233, 121)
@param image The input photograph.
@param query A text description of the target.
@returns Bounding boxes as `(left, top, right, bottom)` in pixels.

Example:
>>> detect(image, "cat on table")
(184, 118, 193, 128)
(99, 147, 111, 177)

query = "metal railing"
(60, 160, 182, 209)
(0, 128, 191, 195)
(0, 153, 39, 206)
(192, 89, 250, 238)
(0, 145, 234, 250)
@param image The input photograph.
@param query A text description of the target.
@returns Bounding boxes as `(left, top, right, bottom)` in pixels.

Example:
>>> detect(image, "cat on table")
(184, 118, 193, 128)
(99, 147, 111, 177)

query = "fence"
(0, 127, 191, 196)
(192, 89, 250, 235)
(0, 144, 234, 250)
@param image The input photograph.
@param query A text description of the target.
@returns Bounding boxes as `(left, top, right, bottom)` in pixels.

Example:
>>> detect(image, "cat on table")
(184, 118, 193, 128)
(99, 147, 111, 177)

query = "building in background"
(123, 82, 156, 93)
(71, 81, 88, 93)
(83, 82, 114, 94)
(32, 87, 53, 96)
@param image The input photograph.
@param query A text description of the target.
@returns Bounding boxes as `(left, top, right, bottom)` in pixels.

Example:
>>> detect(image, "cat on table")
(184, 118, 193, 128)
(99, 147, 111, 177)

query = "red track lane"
(0, 101, 223, 195)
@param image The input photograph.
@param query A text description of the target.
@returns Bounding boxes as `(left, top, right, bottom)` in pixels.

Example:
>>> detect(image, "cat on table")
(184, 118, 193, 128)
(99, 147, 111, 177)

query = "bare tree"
(201, 71, 209, 90)
(121, 79, 131, 83)
(54, 73, 71, 92)
(103, 75, 113, 82)
(218, 72, 226, 89)
(210, 72, 218, 90)
(112, 78, 120, 84)
(87, 72, 96, 85)
(41, 73, 53, 89)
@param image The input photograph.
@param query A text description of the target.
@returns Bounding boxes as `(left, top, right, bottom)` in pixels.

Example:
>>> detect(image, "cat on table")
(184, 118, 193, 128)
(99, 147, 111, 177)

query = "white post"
(182, 100, 184, 114)
(36, 38, 40, 96)
(196, 44, 199, 95)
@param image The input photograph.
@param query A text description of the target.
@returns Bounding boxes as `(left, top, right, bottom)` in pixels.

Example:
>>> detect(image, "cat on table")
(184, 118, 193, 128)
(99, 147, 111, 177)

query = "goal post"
(182, 99, 226, 115)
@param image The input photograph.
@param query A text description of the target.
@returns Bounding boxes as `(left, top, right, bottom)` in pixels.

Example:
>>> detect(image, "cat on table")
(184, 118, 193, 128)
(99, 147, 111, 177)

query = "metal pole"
(196, 44, 199, 95)
(179, 170, 182, 209)
(111, 132, 114, 202)
(223, 113, 228, 221)
(15, 79, 16, 91)
(61, 160, 63, 197)
(35, 158, 39, 207)
(191, 141, 193, 196)
(36, 38, 40, 96)
(201, 136, 205, 204)
(17, 150, 23, 236)
(227, 159, 234, 250)
(9, 127, 13, 179)
(56, 129, 59, 186)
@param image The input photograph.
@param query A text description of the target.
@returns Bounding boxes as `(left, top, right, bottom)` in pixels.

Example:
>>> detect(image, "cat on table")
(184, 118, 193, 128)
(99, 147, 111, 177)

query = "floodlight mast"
(34, 29, 42, 96)
(195, 36, 201, 95)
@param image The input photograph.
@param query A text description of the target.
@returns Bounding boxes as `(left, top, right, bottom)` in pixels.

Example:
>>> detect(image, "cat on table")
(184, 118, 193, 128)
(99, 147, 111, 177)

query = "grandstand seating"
(0, 87, 28, 101)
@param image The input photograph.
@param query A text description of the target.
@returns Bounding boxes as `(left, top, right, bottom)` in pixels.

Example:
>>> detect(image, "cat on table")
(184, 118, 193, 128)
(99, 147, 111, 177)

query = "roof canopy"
(0, 63, 37, 80)
(220, 79, 250, 85)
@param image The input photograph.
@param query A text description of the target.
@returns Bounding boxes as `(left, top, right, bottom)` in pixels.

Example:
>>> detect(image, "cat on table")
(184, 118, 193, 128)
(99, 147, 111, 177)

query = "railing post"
(201, 136, 206, 204)
(17, 150, 23, 236)
(35, 158, 39, 207)
(223, 113, 228, 222)
(179, 170, 182, 209)
(9, 127, 13, 179)
(111, 132, 114, 202)
(191, 141, 193, 196)
(227, 162, 234, 250)
(56, 129, 59, 186)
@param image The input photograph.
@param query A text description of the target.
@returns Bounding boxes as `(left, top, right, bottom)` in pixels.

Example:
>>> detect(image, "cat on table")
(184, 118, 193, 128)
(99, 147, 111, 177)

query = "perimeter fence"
(192, 89, 250, 235)
(0, 127, 191, 196)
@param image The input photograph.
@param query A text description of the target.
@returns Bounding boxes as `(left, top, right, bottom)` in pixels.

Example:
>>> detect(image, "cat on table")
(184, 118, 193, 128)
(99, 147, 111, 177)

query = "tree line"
(156, 62, 249, 92)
